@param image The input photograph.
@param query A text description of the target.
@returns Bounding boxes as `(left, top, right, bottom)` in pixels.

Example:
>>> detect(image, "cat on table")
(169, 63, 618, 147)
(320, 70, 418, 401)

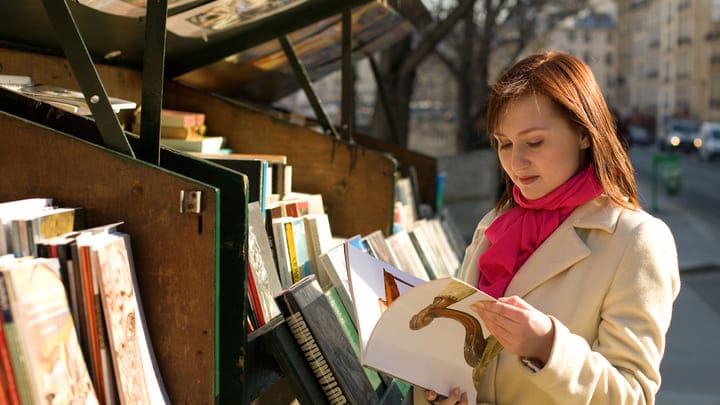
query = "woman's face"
(494, 94, 590, 200)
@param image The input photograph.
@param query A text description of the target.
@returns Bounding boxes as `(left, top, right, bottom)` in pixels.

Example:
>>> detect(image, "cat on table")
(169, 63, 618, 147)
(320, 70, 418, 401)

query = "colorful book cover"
(93, 233, 170, 404)
(2, 257, 99, 404)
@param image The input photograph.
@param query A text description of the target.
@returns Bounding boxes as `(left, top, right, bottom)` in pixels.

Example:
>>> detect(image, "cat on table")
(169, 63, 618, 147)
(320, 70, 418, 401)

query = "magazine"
(344, 243, 498, 403)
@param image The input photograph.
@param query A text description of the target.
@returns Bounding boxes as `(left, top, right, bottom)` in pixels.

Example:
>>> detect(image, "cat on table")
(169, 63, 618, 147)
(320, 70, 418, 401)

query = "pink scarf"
(477, 164, 603, 298)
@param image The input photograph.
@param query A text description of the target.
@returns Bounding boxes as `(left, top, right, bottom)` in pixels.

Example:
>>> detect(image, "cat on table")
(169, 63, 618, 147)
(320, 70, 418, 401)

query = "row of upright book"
(252, 170, 469, 403)
(0, 198, 168, 405)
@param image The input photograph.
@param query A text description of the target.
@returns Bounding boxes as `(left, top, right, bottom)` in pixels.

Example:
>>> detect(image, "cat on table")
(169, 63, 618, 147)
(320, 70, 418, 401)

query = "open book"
(344, 242, 497, 403)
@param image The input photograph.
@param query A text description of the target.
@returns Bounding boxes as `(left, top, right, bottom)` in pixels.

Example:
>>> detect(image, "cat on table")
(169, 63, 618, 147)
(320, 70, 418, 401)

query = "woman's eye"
(528, 141, 543, 148)
(499, 143, 512, 150)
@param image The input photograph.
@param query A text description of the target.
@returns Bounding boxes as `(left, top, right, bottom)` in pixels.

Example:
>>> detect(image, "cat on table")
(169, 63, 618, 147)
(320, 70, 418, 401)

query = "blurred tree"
(370, 0, 590, 151)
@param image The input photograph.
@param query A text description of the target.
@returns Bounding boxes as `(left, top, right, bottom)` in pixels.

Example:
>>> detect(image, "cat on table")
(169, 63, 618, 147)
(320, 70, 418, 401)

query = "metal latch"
(180, 190, 202, 214)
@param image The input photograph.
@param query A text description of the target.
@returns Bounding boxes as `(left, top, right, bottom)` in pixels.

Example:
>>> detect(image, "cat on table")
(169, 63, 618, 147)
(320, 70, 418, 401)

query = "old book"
(285, 217, 312, 281)
(92, 232, 170, 404)
(8, 206, 85, 257)
(426, 219, 461, 275)
(323, 287, 385, 393)
(363, 230, 399, 269)
(316, 242, 355, 327)
(271, 217, 294, 289)
(303, 213, 334, 281)
(13, 84, 135, 116)
(274, 275, 378, 405)
(0, 261, 21, 405)
(136, 108, 205, 128)
(344, 243, 498, 404)
(160, 136, 225, 153)
(0, 198, 53, 256)
(385, 231, 430, 281)
(247, 202, 283, 323)
(409, 220, 450, 279)
(0, 257, 99, 404)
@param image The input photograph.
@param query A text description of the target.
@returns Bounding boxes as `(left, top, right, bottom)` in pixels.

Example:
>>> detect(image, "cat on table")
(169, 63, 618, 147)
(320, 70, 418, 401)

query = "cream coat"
(414, 196, 680, 405)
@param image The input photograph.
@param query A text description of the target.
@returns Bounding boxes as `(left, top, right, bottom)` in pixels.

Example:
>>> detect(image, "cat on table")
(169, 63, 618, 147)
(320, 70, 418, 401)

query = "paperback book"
(344, 243, 499, 403)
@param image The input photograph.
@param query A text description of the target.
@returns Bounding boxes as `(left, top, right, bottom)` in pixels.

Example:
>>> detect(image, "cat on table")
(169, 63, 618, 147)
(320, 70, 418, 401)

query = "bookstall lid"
(173, 1, 430, 102)
(0, 0, 429, 103)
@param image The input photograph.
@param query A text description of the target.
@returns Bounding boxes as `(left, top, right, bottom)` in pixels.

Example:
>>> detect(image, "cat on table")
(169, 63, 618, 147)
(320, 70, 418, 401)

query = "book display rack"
(0, 1, 439, 403)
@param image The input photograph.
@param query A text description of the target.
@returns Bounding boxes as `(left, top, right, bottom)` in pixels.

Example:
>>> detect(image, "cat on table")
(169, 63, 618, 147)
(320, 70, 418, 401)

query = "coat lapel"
(504, 197, 621, 297)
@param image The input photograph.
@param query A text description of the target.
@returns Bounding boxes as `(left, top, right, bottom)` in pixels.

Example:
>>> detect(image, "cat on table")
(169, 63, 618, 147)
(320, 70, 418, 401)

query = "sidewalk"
(634, 166, 720, 404)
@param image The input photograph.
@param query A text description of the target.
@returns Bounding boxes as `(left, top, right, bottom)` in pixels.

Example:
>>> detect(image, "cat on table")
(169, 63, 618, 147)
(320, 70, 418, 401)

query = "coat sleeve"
(526, 215, 681, 404)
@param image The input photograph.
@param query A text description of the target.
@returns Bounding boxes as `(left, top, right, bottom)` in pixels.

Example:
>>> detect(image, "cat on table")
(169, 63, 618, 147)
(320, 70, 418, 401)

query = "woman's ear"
(579, 130, 591, 150)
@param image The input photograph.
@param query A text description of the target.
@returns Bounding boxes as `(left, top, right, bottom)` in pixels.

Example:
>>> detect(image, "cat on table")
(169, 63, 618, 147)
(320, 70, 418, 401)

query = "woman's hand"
(470, 296, 554, 363)
(426, 387, 467, 405)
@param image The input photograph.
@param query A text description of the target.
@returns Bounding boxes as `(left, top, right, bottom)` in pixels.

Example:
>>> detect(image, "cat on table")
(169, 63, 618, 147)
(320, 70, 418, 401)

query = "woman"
(419, 51, 680, 404)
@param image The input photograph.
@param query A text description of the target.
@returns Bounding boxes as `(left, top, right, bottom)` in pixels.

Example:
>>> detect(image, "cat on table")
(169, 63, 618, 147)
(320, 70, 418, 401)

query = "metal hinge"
(180, 190, 202, 214)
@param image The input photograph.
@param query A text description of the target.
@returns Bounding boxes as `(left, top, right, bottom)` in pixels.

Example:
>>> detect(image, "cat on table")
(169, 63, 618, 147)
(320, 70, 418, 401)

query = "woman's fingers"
(425, 387, 468, 404)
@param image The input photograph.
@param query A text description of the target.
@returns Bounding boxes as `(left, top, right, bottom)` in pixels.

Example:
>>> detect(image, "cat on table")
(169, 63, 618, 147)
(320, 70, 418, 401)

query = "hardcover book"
(274, 275, 378, 405)
(344, 243, 500, 404)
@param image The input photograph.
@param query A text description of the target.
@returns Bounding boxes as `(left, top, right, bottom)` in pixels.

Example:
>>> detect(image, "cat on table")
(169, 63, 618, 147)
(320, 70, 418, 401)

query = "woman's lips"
(517, 175, 539, 185)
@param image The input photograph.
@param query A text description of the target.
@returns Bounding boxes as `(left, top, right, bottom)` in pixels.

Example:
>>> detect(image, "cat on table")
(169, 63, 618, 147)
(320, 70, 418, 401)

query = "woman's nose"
(510, 146, 529, 170)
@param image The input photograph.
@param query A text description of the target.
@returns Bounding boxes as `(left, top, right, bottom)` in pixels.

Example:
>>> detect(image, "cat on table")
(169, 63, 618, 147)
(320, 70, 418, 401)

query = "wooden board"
(165, 83, 398, 237)
(0, 111, 219, 404)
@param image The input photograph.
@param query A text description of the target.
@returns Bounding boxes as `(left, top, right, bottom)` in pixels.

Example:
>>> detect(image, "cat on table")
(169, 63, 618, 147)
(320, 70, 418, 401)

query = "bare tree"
(370, 0, 589, 151)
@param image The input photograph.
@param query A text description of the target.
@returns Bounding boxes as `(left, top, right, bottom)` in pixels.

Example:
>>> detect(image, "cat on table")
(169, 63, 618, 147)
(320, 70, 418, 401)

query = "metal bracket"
(279, 35, 341, 140)
(180, 190, 202, 214)
(39, 0, 134, 157)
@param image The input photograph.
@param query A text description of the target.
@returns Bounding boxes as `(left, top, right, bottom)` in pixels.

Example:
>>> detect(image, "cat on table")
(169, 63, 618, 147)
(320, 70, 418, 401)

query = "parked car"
(698, 121, 720, 161)
(659, 119, 701, 152)
(627, 125, 651, 145)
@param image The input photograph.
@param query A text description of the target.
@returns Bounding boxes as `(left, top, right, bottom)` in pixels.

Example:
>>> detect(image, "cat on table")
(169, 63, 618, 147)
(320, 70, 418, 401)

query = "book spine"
(0, 272, 32, 405)
(78, 245, 106, 400)
(271, 221, 292, 289)
(284, 222, 301, 284)
(246, 264, 265, 326)
(275, 286, 347, 404)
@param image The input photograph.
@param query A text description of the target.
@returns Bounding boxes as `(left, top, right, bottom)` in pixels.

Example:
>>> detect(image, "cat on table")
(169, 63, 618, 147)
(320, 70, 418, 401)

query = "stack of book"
(133, 108, 225, 153)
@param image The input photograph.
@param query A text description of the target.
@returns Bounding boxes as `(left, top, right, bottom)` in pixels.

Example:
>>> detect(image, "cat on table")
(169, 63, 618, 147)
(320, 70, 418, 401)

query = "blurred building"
(615, 0, 718, 136)
(540, 10, 620, 110)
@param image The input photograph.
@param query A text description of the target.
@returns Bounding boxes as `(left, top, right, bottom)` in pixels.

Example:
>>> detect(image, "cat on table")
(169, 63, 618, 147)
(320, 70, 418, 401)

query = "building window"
(568, 30, 576, 42)
(607, 31, 613, 43)
(584, 31, 591, 43)
(606, 52, 613, 66)
(583, 52, 591, 64)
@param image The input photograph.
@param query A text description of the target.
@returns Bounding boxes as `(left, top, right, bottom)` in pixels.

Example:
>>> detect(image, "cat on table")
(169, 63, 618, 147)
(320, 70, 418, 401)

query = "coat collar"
(503, 196, 622, 297)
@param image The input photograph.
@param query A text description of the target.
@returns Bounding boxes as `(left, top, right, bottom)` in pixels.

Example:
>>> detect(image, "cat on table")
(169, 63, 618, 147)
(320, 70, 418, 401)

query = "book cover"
(344, 243, 500, 404)
(274, 275, 379, 405)
(1, 257, 99, 404)
(247, 202, 282, 323)
(93, 233, 170, 405)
